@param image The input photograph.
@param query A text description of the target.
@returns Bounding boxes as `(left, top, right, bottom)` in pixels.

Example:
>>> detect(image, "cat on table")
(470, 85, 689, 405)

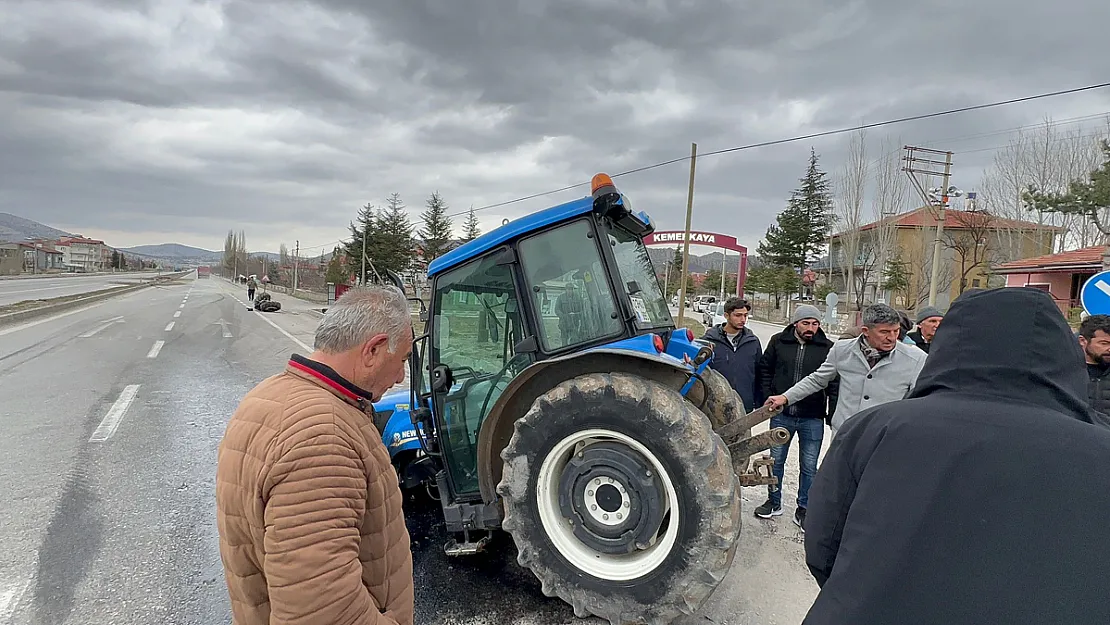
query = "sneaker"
(794, 507, 806, 531)
(754, 499, 783, 519)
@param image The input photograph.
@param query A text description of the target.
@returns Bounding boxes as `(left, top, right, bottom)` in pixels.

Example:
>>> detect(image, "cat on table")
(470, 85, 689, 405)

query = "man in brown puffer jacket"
(216, 286, 415, 625)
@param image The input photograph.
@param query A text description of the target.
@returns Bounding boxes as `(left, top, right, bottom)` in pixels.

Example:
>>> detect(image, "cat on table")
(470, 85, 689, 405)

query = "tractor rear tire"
(497, 372, 741, 625)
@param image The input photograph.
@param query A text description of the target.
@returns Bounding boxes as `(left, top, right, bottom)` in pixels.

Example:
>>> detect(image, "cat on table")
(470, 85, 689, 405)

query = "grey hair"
(861, 303, 902, 327)
(313, 286, 410, 353)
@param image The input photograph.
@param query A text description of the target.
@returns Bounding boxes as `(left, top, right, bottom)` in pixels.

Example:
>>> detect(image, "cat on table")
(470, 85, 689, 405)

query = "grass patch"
(677, 316, 707, 337)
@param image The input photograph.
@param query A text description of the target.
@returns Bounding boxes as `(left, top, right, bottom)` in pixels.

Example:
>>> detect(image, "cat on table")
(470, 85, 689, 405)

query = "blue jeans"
(767, 415, 824, 509)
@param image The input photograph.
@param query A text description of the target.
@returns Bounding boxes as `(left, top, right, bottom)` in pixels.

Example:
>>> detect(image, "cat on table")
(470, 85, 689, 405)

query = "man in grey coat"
(765, 303, 928, 434)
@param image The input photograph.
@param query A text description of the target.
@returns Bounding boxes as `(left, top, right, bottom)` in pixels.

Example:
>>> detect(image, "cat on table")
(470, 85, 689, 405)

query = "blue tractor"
(372, 174, 788, 625)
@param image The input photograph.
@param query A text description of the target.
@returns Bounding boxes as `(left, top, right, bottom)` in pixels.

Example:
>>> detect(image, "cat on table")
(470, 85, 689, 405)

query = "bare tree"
(944, 209, 996, 295)
(979, 117, 1108, 257)
(836, 129, 868, 309)
(872, 135, 908, 303)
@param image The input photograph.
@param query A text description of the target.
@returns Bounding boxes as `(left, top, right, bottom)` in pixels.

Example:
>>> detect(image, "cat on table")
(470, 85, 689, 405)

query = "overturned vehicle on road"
(373, 175, 787, 625)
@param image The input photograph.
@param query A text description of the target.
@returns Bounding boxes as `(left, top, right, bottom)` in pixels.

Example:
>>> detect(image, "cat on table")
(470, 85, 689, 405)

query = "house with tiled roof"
(820, 204, 1061, 310)
(994, 245, 1106, 314)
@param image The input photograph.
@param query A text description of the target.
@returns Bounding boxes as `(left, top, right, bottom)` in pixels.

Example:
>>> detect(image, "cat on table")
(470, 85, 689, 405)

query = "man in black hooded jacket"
(802, 287, 1110, 625)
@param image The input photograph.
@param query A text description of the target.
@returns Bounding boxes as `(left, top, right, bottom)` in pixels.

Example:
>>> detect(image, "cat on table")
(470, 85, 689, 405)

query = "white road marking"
(77, 316, 125, 338)
(227, 292, 312, 352)
(0, 579, 30, 622)
(146, 340, 165, 359)
(179, 303, 185, 309)
(173, 311, 181, 318)
(0, 300, 113, 337)
(164, 322, 175, 331)
(213, 318, 233, 338)
(1096, 280, 1110, 297)
(89, 384, 141, 442)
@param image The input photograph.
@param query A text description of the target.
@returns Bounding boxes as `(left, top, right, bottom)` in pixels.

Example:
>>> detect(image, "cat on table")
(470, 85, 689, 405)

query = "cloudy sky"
(2, 0, 1109, 257)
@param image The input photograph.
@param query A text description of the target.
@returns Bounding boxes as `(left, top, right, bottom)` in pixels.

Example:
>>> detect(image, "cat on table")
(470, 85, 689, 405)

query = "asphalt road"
(0, 273, 161, 308)
(0, 282, 821, 625)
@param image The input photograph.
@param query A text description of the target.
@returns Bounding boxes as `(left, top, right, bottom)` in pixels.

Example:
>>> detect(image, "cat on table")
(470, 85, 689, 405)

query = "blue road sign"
(1080, 271, 1110, 315)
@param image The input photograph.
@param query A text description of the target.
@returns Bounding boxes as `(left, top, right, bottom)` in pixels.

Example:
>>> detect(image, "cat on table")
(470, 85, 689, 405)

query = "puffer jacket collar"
(286, 353, 372, 411)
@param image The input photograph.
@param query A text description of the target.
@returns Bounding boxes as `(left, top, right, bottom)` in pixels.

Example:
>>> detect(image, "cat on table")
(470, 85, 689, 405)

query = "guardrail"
(0, 271, 191, 327)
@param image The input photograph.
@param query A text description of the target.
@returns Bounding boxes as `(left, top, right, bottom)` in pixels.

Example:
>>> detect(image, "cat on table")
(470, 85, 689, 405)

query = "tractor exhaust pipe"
(728, 427, 790, 460)
(716, 404, 782, 443)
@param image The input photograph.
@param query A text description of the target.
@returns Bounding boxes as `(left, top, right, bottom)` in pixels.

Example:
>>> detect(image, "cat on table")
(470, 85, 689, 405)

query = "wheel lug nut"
(645, 470, 652, 477)
(624, 501, 630, 508)
(603, 514, 609, 520)
(607, 477, 613, 484)
(591, 505, 597, 511)
(617, 513, 622, 520)
(594, 479, 601, 486)
(587, 490, 594, 496)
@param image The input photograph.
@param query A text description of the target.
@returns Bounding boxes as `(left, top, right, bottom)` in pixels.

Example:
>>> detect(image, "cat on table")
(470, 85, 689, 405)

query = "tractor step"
(443, 532, 491, 556)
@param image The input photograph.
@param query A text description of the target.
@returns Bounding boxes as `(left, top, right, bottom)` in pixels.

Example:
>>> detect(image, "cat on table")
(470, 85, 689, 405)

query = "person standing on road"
(764, 303, 927, 435)
(1078, 314, 1110, 416)
(801, 287, 1110, 625)
(703, 297, 762, 412)
(216, 286, 415, 625)
(753, 304, 838, 527)
(907, 306, 944, 353)
(246, 275, 257, 302)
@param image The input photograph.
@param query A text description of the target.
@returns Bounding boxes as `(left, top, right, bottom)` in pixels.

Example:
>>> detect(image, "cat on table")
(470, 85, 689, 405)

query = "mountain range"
(0, 212, 73, 242)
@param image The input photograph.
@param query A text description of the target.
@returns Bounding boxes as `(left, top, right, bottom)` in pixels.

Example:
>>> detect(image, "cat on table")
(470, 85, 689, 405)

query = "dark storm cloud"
(1, 0, 1108, 252)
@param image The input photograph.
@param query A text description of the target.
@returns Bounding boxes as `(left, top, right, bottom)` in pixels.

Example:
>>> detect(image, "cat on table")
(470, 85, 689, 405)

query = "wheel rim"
(535, 428, 680, 581)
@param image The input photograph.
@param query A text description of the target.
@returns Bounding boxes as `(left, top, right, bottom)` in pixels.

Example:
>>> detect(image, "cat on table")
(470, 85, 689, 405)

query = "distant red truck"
(197, 265, 211, 279)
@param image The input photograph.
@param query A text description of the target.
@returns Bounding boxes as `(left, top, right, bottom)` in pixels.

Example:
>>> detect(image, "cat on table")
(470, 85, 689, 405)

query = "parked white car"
(704, 301, 726, 327)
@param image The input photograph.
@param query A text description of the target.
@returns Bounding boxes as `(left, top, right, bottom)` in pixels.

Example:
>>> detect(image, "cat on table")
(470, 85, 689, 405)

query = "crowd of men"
(704, 288, 1110, 624)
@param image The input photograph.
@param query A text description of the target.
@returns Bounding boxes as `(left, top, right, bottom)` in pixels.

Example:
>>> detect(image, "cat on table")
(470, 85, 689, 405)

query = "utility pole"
(676, 142, 697, 325)
(293, 240, 299, 293)
(902, 146, 953, 308)
(719, 251, 727, 302)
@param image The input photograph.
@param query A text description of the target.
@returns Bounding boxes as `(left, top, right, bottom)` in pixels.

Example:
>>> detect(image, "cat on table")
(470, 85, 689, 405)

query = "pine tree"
(326, 247, 348, 285)
(375, 193, 415, 276)
(343, 203, 378, 283)
(462, 206, 481, 242)
(758, 148, 835, 271)
(419, 191, 454, 261)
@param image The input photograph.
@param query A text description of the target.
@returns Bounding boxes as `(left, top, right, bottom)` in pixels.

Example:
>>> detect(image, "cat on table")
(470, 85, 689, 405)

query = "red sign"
(643, 230, 749, 298)
(643, 230, 746, 254)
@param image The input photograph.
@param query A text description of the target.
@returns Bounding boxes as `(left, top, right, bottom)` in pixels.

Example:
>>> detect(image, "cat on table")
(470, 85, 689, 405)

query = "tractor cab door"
(430, 250, 533, 496)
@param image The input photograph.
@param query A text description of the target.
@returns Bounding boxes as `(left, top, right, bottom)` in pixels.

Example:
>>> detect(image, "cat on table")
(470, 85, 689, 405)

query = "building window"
(972, 279, 981, 288)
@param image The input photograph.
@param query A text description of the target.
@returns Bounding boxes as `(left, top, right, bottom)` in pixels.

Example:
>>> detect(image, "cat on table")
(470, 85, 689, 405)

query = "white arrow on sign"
(79, 316, 125, 338)
(1096, 280, 1110, 298)
(212, 318, 233, 339)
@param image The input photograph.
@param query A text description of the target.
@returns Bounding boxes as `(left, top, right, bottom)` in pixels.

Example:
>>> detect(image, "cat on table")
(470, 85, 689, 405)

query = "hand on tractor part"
(764, 395, 788, 409)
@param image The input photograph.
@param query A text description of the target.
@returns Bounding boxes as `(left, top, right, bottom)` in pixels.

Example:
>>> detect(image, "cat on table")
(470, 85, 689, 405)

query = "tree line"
(339, 191, 482, 283)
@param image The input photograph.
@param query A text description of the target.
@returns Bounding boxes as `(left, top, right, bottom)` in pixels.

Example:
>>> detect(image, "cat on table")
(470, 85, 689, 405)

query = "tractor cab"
(408, 175, 694, 500)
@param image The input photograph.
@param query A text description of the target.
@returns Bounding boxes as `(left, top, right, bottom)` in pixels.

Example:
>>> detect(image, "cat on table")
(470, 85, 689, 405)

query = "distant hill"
(646, 247, 744, 275)
(120, 243, 221, 261)
(0, 213, 72, 243)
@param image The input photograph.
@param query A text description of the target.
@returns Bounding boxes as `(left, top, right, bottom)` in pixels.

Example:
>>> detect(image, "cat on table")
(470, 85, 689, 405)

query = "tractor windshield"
(606, 224, 673, 330)
(518, 218, 624, 352)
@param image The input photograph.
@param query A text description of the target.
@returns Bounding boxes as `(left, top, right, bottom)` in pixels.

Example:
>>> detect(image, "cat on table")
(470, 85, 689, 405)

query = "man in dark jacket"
(753, 304, 837, 526)
(802, 287, 1110, 625)
(703, 297, 761, 412)
(907, 306, 943, 353)
(1078, 314, 1110, 416)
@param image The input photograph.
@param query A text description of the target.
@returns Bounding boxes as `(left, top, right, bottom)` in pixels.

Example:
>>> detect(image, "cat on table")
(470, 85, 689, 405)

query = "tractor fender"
(475, 348, 696, 503)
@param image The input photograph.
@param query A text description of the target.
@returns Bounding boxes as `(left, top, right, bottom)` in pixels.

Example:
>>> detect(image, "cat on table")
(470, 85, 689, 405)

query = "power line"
(446, 81, 1110, 218)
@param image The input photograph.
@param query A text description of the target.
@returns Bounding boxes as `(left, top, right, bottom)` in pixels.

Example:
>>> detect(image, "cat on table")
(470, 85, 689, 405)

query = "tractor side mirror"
(430, 364, 454, 394)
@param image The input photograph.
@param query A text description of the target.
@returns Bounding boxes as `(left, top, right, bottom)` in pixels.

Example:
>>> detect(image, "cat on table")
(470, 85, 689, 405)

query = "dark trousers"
(767, 414, 824, 509)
